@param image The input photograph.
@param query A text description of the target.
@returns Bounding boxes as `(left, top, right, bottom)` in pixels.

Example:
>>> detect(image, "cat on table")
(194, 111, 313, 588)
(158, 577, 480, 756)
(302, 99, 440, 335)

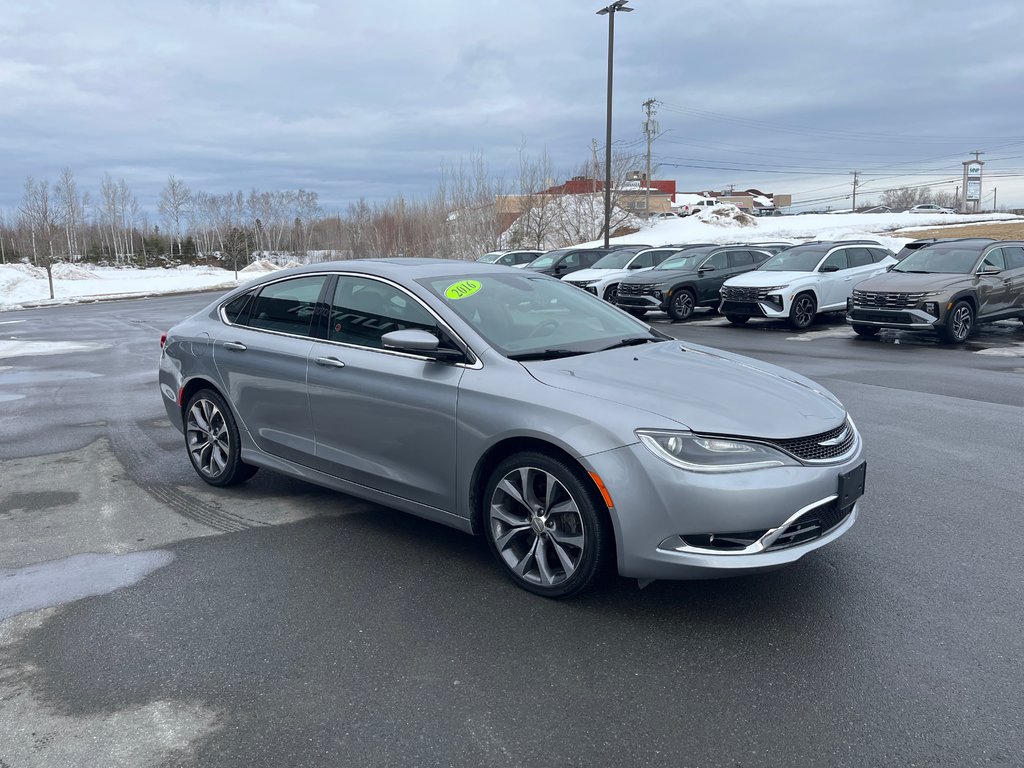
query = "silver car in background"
(159, 259, 865, 597)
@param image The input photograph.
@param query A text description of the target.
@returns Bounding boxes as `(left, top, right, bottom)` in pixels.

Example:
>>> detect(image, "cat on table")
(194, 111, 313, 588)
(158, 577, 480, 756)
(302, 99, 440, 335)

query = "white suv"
(719, 241, 896, 330)
(562, 246, 682, 303)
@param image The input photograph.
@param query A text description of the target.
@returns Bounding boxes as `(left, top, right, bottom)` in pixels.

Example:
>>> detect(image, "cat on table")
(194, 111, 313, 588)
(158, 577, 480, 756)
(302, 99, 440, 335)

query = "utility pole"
(971, 150, 985, 162)
(591, 139, 600, 194)
(596, 1, 634, 247)
(993, 187, 998, 211)
(642, 98, 658, 217)
(850, 170, 861, 212)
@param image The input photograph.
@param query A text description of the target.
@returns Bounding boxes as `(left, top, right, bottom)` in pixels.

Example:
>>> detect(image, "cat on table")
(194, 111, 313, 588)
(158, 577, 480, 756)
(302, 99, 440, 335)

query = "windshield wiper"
(508, 348, 588, 361)
(599, 336, 663, 351)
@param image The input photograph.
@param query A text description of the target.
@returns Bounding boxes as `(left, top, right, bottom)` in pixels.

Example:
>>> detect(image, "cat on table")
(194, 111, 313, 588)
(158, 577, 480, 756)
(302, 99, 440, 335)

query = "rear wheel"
(667, 289, 696, 322)
(939, 300, 974, 344)
(726, 314, 750, 326)
(852, 324, 879, 337)
(184, 389, 258, 487)
(625, 308, 647, 318)
(483, 452, 611, 598)
(788, 293, 817, 330)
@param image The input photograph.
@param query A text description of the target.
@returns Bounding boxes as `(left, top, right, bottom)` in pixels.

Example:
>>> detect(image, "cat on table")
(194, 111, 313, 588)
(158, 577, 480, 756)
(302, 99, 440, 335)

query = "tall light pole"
(596, 0, 633, 247)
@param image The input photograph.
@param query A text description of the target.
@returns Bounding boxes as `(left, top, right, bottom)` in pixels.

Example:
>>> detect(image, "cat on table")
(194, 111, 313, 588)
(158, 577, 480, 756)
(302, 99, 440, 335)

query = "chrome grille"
(764, 418, 856, 463)
(853, 290, 926, 309)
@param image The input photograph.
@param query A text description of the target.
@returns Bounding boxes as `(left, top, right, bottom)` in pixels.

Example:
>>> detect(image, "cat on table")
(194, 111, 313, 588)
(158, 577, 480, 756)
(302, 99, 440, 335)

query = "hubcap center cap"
(530, 516, 547, 535)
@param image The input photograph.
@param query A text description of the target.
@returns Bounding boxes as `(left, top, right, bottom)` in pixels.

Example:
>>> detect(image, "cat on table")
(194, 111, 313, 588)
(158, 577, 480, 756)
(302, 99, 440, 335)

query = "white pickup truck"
(678, 198, 722, 216)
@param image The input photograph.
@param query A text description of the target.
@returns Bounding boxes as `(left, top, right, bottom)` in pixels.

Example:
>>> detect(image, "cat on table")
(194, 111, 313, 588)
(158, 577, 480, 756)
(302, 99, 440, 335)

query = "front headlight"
(635, 429, 798, 472)
(766, 285, 790, 291)
(585, 280, 602, 287)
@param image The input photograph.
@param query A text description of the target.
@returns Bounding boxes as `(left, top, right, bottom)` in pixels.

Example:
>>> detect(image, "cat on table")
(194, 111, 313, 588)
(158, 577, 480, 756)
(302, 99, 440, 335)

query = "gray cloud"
(1, 0, 1021, 213)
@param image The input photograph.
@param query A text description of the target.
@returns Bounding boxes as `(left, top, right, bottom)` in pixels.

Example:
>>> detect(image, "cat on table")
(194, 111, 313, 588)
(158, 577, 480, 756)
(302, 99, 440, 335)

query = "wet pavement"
(0, 294, 1022, 767)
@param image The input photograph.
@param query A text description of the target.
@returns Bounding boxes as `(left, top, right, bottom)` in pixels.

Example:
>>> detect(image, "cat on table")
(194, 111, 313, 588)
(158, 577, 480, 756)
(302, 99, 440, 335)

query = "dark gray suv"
(846, 239, 1024, 343)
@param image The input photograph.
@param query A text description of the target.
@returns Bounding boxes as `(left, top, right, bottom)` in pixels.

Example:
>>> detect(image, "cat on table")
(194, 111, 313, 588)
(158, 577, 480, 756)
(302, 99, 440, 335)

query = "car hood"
(564, 267, 628, 282)
(724, 270, 811, 287)
(854, 271, 968, 292)
(621, 269, 697, 286)
(522, 341, 845, 439)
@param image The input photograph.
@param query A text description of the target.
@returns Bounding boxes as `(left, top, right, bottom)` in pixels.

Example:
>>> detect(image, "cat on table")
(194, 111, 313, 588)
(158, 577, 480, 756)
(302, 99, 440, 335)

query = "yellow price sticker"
(444, 280, 482, 300)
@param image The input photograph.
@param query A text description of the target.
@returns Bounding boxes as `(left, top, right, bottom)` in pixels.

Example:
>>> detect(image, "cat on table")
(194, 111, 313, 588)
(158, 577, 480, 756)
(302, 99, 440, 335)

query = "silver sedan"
(159, 258, 865, 597)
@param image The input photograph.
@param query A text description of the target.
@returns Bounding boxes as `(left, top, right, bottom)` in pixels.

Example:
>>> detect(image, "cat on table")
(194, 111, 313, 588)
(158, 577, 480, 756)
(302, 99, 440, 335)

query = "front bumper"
(583, 438, 864, 580)
(616, 294, 665, 311)
(720, 298, 788, 318)
(846, 306, 940, 330)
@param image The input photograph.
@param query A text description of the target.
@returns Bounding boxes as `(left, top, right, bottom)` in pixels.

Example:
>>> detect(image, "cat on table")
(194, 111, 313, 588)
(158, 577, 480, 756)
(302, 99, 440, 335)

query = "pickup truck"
(678, 199, 721, 216)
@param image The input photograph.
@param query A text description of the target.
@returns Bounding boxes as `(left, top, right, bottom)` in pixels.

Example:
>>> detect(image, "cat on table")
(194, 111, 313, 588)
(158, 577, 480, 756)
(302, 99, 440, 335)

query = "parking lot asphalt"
(1, 294, 1022, 767)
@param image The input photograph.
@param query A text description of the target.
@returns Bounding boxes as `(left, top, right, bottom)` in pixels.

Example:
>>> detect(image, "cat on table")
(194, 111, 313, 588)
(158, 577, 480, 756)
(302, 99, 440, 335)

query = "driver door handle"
(314, 356, 346, 368)
(223, 341, 247, 351)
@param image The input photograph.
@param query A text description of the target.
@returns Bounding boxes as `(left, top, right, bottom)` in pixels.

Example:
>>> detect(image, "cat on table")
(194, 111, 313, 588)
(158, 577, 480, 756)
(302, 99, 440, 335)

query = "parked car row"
(480, 237, 1024, 343)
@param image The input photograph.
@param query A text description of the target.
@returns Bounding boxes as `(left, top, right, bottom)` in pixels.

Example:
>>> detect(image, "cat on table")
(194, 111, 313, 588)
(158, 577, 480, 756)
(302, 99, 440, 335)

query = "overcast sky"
(2, 0, 1022, 216)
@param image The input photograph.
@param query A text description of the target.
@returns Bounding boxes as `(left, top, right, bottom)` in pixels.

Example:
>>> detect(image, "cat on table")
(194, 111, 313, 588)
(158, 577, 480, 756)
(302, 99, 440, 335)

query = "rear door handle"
(314, 356, 346, 368)
(223, 341, 247, 351)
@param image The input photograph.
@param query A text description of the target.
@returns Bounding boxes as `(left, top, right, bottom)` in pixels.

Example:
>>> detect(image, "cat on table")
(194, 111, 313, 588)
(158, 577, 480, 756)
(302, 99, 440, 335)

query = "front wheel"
(184, 389, 258, 487)
(852, 324, 879, 337)
(726, 314, 750, 326)
(939, 300, 974, 344)
(625, 308, 647, 318)
(788, 293, 817, 330)
(603, 284, 619, 303)
(667, 289, 696, 322)
(483, 452, 612, 598)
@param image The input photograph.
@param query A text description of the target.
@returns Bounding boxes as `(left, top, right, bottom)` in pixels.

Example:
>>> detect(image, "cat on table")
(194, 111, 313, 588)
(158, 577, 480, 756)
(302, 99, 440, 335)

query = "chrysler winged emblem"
(818, 427, 849, 447)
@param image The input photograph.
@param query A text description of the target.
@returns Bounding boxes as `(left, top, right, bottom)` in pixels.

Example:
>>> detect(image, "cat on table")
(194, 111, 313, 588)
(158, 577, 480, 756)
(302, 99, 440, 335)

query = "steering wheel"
(528, 319, 560, 339)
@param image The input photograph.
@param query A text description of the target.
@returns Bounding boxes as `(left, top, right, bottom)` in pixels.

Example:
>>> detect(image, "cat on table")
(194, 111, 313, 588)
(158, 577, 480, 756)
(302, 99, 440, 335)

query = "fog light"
(923, 302, 939, 316)
(652, 290, 663, 300)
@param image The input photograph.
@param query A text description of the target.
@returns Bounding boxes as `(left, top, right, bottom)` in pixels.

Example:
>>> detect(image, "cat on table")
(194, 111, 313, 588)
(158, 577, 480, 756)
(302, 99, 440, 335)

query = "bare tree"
(159, 175, 192, 259)
(54, 167, 83, 259)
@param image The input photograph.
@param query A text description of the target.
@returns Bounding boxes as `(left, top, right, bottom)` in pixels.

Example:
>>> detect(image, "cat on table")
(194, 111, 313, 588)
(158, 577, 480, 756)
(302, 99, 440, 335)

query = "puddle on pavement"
(0, 550, 175, 621)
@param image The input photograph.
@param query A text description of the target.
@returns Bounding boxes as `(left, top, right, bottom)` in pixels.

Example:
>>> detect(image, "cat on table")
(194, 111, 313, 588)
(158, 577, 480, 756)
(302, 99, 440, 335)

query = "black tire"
(483, 451, 612, 599)
(667, 288, 696, 322)
(625, 308, 647, 318)
(852, 324, 879, 337)
(603, 284, 619, 304)
(184, 389, 258, 487)
(788, 292, 817, 330)
(938, 300, 974, 344)
(726, 314, 750, 326)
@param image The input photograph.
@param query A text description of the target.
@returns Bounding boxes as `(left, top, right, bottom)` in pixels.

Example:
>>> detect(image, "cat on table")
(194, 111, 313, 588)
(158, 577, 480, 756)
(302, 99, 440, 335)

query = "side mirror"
(700, 265, 715, 272)
(978, 266, 1001, 275)
(381, 329, 463, 361)
(820, 264, 840, 273)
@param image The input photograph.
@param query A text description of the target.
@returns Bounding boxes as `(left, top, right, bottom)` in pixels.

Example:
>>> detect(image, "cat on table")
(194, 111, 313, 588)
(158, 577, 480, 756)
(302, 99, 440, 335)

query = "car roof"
(258, 257, 546, 283)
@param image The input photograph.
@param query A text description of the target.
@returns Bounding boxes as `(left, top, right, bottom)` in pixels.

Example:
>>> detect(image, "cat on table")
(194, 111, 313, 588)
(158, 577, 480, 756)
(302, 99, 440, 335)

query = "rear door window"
(246, 276, 329, 337)
(982, 249, 1007, 270)
(847, 248, 873, 268)
(728, 250, 754, 268)
(1002, 246, 1024, 269)
(868, 248, 892, 263)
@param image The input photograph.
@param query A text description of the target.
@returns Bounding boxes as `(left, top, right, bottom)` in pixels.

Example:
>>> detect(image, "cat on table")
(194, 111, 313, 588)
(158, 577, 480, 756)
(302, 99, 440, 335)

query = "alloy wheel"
(186, 397, 231, 478)
(791, 295, 815, 329)
(488, 466, 586, 588)
(669, 290, 694, 321)
(950, 304, 972, 341)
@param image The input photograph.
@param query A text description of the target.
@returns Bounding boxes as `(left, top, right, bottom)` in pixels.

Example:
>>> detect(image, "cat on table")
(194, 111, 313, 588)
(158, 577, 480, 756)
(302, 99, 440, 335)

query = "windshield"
(759, 248, 827, 272)
(476, 252, 504, 263)
(893, 245, 982, 274)
(591, 251, 635, 269)
(420, 273, 664, 359)
(655, 252, 707, 271)
(526, 250, 567, 270)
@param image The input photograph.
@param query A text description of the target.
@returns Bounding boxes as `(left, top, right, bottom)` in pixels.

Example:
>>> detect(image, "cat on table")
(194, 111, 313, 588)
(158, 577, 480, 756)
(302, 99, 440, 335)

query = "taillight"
(160, 332, 167, 348)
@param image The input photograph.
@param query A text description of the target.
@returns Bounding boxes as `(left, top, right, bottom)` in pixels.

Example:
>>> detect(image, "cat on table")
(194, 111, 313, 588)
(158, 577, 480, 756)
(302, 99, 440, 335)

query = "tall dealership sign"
(961, 159, 984, 213)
